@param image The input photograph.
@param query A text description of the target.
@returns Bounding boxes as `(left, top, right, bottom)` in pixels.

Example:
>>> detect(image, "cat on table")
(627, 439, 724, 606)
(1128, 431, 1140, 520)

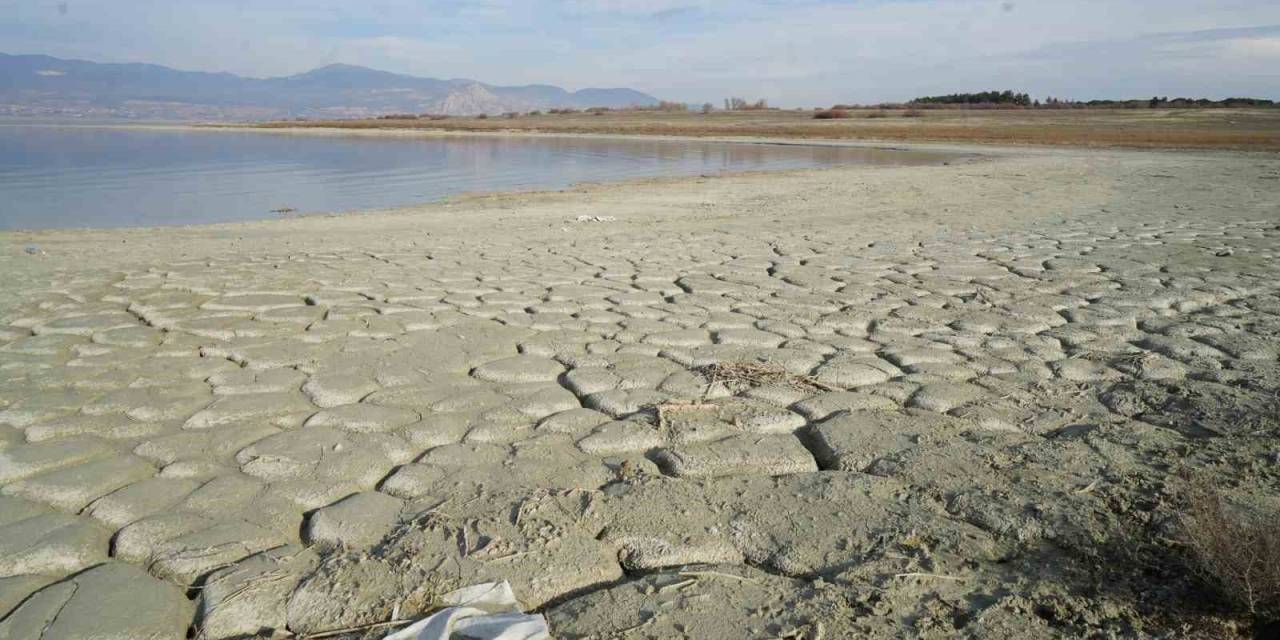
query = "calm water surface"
(0, 125, 948, 229)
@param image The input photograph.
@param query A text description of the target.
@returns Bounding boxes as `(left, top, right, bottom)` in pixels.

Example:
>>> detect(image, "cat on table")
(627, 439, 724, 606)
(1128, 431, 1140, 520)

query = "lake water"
(0, 124, 949, 230)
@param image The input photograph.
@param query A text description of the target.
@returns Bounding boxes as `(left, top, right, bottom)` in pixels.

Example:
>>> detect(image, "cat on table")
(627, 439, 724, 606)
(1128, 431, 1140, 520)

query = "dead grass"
(246, 107, 1280, 151)
(1179, 483, 1280, 623)
(696, 362, 834, 394)
(813, 108, 851, 120)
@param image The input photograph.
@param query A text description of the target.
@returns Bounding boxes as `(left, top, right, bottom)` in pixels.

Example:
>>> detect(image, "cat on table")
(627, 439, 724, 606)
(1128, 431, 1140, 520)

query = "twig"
(891, 572, 964, 582)
(696, 362, 835, 394)
(657, 578, 698, 594)
(678, 570, 761, 584)
(479, 550, 530, 563)
(301, 618, 414, 639)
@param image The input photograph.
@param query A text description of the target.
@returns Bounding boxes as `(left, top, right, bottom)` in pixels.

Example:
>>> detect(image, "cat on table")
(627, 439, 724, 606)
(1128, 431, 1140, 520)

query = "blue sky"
(3, 0, 1278, 105)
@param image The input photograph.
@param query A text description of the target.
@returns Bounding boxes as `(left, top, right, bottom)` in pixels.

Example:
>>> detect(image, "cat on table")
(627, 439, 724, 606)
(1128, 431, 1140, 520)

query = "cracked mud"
(1, 143, 1279, 638)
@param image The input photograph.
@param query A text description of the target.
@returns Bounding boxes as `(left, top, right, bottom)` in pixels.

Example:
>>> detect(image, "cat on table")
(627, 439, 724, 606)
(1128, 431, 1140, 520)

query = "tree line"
(911, 91, 1032, 106)
(904, 91, 1275, 109)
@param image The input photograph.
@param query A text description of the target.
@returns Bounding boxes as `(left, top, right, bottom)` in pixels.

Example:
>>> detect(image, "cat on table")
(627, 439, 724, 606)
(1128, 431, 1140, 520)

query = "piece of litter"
(383, 581, 550, 640)
(574, 215, 616, 223)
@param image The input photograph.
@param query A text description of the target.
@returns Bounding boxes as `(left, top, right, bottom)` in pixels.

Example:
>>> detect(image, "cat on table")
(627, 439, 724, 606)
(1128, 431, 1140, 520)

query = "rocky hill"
(0, 53, 659, 120)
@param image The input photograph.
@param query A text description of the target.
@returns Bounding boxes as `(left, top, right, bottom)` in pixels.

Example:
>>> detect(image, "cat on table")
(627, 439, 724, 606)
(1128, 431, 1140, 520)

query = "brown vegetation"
(1179, 484, 1280, 623)
(246, 107, 1280, 151)
(812, 108, 851, 120)
(695, 362, 834, 394)
(724, 97, 770, 111)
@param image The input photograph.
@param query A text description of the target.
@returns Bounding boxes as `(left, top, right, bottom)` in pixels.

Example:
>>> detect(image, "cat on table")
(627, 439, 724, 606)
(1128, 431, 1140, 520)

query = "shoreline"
(0, 125, 982, 235)
(0, 157, 981, 243)
(6, 118, 1020, 154)
(15, 119, 1276, 156)
(3, 123, 1272, 237)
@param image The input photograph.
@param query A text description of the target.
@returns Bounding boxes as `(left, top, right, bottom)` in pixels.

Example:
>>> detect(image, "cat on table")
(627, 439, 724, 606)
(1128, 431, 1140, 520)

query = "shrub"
(502, 112, 519, 119)
(724, 97, 770, 111)
(902, 109, 925, 118)
(476, 113, 489, 120)
(813, 108, 851, 120)
(911, 90, 1032, 106)
(1179, 485, 1280, 622)
(864, 111, 888, 119)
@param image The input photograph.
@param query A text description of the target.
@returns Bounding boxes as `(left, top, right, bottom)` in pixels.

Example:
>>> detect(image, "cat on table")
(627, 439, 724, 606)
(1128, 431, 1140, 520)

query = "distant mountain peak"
(293, 63, 386, 76)
(0, 52, 660, 120)
(313, 63, 365, 71)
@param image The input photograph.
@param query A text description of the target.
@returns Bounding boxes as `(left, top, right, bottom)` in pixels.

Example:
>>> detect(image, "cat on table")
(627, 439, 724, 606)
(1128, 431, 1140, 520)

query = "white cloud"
(1226, 36, 1280, 58)
(3, 0, 1278, 104)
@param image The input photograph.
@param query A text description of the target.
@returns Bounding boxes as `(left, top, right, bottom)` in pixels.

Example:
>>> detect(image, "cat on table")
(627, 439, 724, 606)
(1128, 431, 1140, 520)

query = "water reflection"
(0, 125, 950, 229)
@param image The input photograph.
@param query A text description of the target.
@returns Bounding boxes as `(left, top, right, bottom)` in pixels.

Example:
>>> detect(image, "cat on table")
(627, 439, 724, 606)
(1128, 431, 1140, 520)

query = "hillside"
(0, 53, 659, 120)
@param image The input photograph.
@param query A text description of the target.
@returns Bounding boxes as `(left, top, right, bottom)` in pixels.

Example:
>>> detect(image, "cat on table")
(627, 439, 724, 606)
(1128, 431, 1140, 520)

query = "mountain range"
(0, 53, 660, 120)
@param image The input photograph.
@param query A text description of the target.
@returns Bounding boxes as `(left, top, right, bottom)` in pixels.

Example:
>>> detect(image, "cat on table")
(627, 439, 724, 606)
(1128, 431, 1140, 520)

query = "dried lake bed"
(1, 139, 1279, 638)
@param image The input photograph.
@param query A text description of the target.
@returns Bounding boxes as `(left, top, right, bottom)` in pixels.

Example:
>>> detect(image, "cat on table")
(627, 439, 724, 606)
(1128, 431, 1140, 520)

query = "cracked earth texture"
(1, 142, 1279, 639)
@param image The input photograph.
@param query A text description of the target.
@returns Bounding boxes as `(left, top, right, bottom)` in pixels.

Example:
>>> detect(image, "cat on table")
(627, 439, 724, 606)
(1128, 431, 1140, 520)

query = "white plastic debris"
(383, 582, 550, 640)
(574, 215, 617, 223)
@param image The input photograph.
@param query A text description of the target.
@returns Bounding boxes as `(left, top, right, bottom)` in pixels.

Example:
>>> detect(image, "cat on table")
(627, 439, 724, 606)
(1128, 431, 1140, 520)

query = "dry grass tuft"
(1179, 484, 1280, 622)
(697, 362, 834, 394)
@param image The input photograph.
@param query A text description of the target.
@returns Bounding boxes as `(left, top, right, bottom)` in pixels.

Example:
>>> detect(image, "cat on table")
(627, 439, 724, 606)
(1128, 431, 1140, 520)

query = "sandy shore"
(1, 141, 1279, 638)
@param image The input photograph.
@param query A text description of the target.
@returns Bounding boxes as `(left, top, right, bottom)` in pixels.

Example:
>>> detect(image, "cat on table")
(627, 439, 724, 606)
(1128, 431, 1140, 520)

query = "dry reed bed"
(250, 108, 1280, 151)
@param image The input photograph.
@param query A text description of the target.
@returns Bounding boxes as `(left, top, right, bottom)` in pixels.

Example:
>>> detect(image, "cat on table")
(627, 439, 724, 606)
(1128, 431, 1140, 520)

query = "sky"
(2, 0, 1279, 106)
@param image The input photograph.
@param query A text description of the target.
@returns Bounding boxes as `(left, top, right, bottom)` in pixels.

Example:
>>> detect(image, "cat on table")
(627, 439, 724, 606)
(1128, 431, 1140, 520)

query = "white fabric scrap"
(384, 582, 550, 640)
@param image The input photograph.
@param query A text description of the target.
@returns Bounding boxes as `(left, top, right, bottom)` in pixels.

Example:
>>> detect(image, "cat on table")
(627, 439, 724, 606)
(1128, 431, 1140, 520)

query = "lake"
(0, 124, 949, 229)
